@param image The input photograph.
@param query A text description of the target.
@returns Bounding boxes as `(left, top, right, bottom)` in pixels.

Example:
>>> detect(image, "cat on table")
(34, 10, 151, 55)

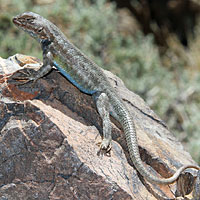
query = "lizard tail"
(112, 96, 200, 184)
(125, 116, 199, 184)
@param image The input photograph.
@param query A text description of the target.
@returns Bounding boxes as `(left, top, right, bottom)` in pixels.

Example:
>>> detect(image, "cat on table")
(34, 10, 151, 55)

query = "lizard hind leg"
(93, 92, 112, 154)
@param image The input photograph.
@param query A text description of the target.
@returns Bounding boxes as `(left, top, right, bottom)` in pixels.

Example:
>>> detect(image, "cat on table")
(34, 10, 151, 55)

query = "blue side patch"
(53, 61, 96, 95)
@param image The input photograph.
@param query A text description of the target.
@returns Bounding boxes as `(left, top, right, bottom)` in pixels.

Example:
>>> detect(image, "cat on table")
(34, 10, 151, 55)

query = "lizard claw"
(97, 139, 112, 157)
(12, 69, 37, 85)
(14, 79, 32, 85)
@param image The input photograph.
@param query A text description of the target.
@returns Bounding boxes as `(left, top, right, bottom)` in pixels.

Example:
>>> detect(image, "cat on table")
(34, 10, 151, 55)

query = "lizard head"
(13, 12, 52, 42)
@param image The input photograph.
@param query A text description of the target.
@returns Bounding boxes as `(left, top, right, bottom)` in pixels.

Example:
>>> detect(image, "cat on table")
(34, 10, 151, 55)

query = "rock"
(0, 54, 199, 199)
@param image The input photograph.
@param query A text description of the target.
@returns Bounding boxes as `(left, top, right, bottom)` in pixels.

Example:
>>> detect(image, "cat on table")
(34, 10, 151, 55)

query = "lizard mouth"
(13, 17, 33, 33)
(13, 17, 38, 39)
(13, 17, 30, 28)
(12, 17, 25, 28)
(12, 17, 20, 26)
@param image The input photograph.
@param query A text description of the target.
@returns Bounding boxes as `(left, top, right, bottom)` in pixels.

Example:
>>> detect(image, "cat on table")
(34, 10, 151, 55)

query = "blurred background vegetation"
(0, 0, 199, 164)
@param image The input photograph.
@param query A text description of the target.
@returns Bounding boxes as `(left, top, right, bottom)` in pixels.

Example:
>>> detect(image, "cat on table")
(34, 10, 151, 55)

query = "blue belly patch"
(53, 61, 96, 95)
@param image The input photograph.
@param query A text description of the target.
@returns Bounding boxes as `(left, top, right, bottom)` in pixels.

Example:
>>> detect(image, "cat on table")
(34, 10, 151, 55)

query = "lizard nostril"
(12, 17, 19, 24)
(13, 17, 21, 26)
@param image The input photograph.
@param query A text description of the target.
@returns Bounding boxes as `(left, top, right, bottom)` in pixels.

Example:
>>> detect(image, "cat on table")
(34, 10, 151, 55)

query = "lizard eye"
(26, 17, 34, 23)
(37, 27, 43, 33)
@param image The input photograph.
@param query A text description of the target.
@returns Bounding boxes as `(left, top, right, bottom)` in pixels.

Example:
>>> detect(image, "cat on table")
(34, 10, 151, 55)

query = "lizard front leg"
(14, 40, 53, 84)
(29, 39, 53, 81)
(33, 51, 53, 81)
(93, 92, 112, 153)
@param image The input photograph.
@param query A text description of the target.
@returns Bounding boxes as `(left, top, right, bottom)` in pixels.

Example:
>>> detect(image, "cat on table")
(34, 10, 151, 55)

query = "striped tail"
(111, 94, 200, 184)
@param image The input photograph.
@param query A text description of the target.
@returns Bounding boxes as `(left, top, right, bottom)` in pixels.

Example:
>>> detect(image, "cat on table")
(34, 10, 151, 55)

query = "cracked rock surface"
(0, 54, 199, 200)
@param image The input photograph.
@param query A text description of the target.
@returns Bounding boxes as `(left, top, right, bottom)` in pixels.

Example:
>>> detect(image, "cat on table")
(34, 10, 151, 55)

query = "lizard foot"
(12, 69, 37, 85)
(97, 139, 112, 157)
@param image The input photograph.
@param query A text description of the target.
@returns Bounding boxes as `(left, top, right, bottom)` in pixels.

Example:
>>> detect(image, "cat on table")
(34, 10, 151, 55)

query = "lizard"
(12, 12, 200, 184)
